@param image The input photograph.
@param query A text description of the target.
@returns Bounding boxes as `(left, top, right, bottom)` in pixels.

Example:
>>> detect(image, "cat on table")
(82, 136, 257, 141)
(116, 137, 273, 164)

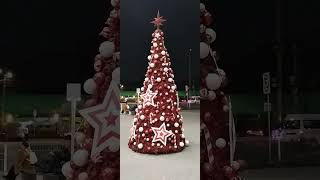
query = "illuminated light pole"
(0, 69, 13, 174)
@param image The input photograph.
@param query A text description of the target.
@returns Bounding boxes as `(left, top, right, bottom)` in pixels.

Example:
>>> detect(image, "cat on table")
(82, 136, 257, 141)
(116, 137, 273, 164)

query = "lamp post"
(0, 69, 13, 174)
(187, 49, 192, 109)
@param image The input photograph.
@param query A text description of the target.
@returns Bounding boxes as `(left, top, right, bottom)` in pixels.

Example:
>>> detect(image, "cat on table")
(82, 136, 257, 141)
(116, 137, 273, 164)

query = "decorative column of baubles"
(61, 1, 120, 180)
(83, 0, 120, 107)
(200, 2, 245, 180)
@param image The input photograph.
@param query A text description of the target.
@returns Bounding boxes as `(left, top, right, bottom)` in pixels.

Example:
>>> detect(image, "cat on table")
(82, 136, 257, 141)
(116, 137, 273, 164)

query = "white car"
(280, 114, 320, 144)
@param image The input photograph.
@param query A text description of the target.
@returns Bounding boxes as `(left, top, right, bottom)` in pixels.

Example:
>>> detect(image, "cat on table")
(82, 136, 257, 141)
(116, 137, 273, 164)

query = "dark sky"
(120, 0, 199, 90)
(210, 0, 320, 92)
(1, 0, 320, 94)
(1, 0, 109, 93)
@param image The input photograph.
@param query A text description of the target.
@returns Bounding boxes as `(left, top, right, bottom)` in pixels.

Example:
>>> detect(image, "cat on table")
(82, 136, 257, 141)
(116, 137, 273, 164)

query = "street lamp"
(0, 69, 13, 174)
(0, 69, 13, 126)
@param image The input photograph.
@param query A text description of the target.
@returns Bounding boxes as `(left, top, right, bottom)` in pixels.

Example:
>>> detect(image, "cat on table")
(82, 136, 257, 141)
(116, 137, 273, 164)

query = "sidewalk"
(240, 167, 320, 180)
(0, 173, 43, 180)
(0, 172, 62, 180)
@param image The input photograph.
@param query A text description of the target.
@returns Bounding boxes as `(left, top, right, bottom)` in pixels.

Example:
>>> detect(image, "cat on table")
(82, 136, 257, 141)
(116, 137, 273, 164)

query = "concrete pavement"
(120, 110, 200, 180)
(240, 167, 320, 180)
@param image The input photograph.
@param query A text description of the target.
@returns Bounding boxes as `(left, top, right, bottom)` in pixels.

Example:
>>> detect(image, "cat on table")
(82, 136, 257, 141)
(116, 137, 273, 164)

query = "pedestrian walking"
(15, 141, 37, 180)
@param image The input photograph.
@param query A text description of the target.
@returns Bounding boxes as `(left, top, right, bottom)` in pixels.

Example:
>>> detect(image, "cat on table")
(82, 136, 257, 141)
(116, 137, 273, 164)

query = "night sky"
(1, 0, 320, 94)
(1, 0, 110, 93)
(120, 0, 199, 90)
(210, 0, 320, 92)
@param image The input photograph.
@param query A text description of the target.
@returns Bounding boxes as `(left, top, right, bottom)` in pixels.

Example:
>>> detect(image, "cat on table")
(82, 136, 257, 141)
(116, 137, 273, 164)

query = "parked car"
(235, 114, 267, 137)
(280, 114, 320, 144)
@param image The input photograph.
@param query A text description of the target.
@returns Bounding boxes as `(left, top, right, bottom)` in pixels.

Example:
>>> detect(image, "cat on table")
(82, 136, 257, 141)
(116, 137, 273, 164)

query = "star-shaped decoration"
(140, 88, 157, 107)
(151, 10, 166, 29)
(106, 114, 118, 126)
(79, 80, 120, 157)
(151, 122, 174, 146)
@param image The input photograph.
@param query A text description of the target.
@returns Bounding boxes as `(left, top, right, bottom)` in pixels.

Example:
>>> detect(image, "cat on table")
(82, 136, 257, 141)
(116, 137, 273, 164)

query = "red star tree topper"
(128, 11, 188, 154)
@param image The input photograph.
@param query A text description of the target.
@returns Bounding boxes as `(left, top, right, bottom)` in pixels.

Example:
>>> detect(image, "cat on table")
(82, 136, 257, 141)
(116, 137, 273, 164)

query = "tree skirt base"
(128, 142, 185, 154)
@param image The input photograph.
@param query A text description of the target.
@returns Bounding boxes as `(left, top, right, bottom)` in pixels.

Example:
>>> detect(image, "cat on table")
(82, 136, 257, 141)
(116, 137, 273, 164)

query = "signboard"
(262, 72, 271, 94)
(67, 83, 81, 101)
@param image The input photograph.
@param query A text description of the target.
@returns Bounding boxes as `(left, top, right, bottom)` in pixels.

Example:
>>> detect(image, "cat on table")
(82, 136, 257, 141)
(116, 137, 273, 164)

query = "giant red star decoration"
(140, 88, 157, 107)
(151, 122, 174, 146)
(151, 10, 166, 29)
(79, 80, 120, 158)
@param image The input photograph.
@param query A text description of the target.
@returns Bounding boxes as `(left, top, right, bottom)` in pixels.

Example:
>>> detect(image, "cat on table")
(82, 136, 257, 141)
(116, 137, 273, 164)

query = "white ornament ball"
(138, 105, 142, 109)
(154, 54, 159, 59)
(160, 116, 165, 121)
(72, 150, 89, 167)
(75, 132, 86, 145)
(168, 78, 173, 82)
(232, 161, 241, 170)
(206, 73, 222, 90)
(141, 87, 144, 91)
(206, 28, 217, 43)
(185, 140, 190, 146)
(139, 127, 144, 132)
(78, 172, 88, 180)
(99, 41, 115, 58)
(148, 84, 153, 89)
(200, 3, 206, 12)
(61, 161, 73, 178)
(111, 0, 119, 7)
(83, 79, 96, 94)
(164, 67, 168, 72)
(153, 43, 158, 47)
(148, 55, 152, 60)
(138, 143, 143, 149)
(179, 142, 185, 147)
(161, 51, 166, 55)
(150, 63, 155, 68)
(146, 102, 151, 106)
(200, 42, 210, 59)
(223, 105, 229, 112)
(140, 115, 145, 120)
(133, 118, 138, 122)
(174, 122, 179, 127)
(216, 138, 227, 148)
(171, 86, 176, 90)
(207, 91, 217, 101)
(157, 77, 161, 82)
(181, 134, 185, 138)
(112, 67, 120, 83)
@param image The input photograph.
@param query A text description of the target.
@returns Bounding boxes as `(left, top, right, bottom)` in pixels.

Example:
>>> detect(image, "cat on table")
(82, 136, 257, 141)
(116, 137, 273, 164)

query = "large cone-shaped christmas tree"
(128, 11, 188, 154)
